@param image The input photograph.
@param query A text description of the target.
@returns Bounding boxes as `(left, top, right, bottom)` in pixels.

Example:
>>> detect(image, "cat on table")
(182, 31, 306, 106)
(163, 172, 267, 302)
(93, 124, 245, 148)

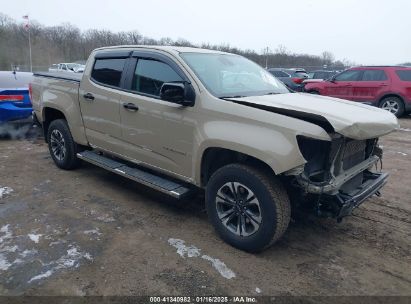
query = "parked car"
(268, 68, 308, 91)
(48, 63, 84, 73)
(304, 66, 411, 117)
(0, 71, 33, 123)
(307, 70, 337, 80)
(31, 46, 397, 252)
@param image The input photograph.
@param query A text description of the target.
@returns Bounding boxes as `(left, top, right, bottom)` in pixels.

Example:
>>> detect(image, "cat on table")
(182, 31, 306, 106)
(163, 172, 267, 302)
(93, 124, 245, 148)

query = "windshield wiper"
(263, 92, 280, 95)
(220, 95, 246, 99)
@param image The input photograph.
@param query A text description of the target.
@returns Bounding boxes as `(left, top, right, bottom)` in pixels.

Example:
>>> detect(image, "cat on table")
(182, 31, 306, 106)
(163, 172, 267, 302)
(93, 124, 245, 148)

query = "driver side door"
(119, 51, 196, 179)
(324, 70, 362, 100)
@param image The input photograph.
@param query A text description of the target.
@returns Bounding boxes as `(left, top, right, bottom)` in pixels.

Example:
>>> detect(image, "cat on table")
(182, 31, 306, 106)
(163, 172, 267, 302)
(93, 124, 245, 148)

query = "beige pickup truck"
(30, 46, 398, 252)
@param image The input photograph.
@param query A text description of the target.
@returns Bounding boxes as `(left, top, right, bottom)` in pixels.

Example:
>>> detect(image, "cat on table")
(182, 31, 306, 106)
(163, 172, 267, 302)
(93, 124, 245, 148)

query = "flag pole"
(28, 16, 32, 72)
(23, 15, 32, 72)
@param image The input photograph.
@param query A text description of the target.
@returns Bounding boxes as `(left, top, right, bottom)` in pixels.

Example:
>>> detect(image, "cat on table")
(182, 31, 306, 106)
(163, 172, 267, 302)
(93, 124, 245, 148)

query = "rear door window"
(361, 70, 388, 81)
(270, 71, 289, 77)
(396, 70, 411, 81)
(91, 58, 126, 87)
(335, 70, 362, 81)
(132, 59, 183, 96)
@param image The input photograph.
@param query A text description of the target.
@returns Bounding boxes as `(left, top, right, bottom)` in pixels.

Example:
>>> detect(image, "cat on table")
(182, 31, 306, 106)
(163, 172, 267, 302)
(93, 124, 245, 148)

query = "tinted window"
(132, 59, 183, 96)
(293, 71, 308, 78)
(91, 58, 126, 87)
(361, 70, 387, 81)
(270, 70, 289, 77)
(335, 70, 362, 81)
(396, 70, 411, 81)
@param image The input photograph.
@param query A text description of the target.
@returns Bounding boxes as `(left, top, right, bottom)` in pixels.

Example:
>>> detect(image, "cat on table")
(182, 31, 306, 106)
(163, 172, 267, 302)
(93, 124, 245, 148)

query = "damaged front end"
(288, 135, 388, 221)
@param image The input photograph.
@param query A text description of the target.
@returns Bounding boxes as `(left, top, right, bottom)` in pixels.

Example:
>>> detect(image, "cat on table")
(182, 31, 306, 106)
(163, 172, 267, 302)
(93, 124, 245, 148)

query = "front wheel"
(47, 119, 81, 170)
(206, 164, 291, 252)
(380, 96, 404, 117)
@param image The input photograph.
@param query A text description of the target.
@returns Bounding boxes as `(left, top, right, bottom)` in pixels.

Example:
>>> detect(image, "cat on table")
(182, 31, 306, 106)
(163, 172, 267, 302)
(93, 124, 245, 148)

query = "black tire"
(309, 90, 320, 95)
(47, 119, 81, 170)
(206, 164, 291, 252)
(379, 96, 404, 117)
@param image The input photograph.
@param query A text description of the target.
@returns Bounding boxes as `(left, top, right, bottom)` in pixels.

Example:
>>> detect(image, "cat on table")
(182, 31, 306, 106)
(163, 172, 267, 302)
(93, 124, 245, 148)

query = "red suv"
(304, 66, 411, 117)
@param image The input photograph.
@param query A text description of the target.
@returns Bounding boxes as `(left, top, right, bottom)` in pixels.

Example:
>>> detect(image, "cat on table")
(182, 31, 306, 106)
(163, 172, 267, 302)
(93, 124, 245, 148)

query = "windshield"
(180, 53, 289, 98)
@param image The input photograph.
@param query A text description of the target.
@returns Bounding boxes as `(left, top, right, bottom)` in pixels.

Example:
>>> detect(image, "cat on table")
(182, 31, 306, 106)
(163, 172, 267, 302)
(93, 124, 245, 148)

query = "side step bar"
(77, 150, 192, 199)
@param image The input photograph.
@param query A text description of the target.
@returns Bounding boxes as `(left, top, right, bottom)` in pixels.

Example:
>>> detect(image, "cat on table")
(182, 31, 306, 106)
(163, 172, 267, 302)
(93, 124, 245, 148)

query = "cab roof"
(93, 45, 230, 55)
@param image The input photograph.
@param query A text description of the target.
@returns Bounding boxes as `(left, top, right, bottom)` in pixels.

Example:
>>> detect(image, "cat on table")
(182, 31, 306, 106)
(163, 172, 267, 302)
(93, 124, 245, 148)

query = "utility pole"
(264, 47, 270, 69)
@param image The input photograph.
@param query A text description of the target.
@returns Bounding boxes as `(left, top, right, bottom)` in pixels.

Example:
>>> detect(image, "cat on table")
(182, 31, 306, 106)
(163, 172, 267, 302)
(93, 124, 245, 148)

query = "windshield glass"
(180, 53, 289, 98)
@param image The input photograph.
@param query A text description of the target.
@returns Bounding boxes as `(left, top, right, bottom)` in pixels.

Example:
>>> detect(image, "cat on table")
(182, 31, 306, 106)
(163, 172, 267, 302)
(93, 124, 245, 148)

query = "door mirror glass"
(160, 83, 193, 106)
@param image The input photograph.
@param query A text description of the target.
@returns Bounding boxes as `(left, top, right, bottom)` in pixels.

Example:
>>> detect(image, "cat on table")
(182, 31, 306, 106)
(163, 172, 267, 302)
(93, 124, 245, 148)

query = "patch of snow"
(201, 255, 236, 279)
(28, 270, 53, 283)
(168, 238, 201, 258)
(168, 238, 236, 279)
(0, 225, 12, 243)
(0, 186, 13, 199)
(28, 234, 42, 244)
(255, 287, 262, 294)
(28, 245, 93, 283)
(83, 228, 102, 236)
(19, 249, 38, 258)
(397, 151, 407, 156)
(97, 215, 115, 222)
(399, 127, 411, 132)
(0, 253, 12, 270)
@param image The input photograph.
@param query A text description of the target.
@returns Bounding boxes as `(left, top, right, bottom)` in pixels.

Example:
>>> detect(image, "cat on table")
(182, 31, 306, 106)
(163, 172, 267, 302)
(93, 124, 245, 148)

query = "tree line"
(0, 13, 351, 72)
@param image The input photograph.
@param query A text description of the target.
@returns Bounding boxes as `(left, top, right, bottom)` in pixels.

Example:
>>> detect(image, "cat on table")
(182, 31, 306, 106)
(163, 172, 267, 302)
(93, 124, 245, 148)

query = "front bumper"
(335, 171, 388, 219)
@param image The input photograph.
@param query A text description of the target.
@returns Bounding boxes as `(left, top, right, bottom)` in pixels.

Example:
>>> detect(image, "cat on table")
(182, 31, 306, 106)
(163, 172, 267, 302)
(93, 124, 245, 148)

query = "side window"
(395, 70, 411, 81)
(61, 64, 67, 70)
(132, 59, 183, 96)
(334, 70, 362, 81)
(361, 70, 387, 81)
(91, 58, 126, 87)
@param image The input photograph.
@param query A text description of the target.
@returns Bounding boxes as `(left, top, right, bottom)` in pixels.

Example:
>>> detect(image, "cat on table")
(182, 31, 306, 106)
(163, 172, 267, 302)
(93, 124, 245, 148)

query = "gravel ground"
(0, 118, 410, 296)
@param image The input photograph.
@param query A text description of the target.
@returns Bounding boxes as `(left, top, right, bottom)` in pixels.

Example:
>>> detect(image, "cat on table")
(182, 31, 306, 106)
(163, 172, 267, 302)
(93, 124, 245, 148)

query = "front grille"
(342, 140, 366, 170)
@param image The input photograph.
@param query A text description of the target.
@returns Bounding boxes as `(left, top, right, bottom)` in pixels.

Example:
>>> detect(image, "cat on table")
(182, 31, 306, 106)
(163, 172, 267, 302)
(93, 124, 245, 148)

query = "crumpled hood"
(233, 93, 399, 140)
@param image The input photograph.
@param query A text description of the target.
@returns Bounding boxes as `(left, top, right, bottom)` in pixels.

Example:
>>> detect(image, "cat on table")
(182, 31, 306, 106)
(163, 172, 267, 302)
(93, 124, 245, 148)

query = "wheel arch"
(42, 107, 67, 142)
(200, 147, 277, 187)
(378, 93, 405, 106)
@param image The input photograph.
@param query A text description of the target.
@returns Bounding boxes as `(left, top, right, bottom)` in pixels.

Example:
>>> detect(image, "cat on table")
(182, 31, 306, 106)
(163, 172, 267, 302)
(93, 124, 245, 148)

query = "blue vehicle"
(0, 71, 33, 123)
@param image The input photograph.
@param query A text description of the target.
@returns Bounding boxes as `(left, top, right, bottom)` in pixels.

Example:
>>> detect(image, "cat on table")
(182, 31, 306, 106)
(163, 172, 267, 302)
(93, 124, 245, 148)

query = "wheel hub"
(215, 182, 262, 237)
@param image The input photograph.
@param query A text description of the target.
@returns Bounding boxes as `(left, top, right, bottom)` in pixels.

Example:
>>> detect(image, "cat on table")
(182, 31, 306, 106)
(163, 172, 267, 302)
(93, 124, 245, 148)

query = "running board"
(77, 150, 192, 199)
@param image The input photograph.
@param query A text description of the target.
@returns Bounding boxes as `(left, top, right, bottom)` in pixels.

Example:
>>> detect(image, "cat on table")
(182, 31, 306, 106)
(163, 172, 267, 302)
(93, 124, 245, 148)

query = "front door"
(324, 70, 362, 100)
(119, 53, 196, 179)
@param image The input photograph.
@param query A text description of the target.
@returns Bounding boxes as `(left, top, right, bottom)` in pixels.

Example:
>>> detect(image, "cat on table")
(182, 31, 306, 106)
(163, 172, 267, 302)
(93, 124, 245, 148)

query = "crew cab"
(31, 46, 398, 252)
(304, 66, 411, 117)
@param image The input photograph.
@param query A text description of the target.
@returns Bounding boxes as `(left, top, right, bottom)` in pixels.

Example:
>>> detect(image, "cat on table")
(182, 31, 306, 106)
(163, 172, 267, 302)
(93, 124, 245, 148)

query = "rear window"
(396, 70, 411, 81)
(91, 58, 126, 87)
(270, 70, 289, 77)
(361, 70, 387, 81)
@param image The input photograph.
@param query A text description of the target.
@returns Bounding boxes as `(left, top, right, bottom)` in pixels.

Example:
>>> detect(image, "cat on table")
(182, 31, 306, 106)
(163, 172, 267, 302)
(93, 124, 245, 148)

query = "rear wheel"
(47, 119, 81, 170)
(309, 90, 320, 95)
(206, 164, 291, 252)
(380, 96, 404, 117)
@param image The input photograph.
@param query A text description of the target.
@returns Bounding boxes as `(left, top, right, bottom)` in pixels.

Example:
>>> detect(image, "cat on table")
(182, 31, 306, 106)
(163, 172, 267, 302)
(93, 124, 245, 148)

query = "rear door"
(323, 70, 362, 100)
(351, 69, 389, 104)
(79, 51, 129, 154)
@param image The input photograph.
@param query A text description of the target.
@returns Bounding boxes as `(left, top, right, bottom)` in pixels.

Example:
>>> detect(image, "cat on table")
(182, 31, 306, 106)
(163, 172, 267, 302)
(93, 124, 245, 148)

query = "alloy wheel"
(215, 182, 262, 237)
(50, 129, 66, 161)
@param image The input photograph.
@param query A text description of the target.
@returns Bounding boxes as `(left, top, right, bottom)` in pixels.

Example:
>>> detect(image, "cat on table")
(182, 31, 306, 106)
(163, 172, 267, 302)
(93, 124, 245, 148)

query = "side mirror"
(160, 82, 195, 106)
(329, 75, 336, 83)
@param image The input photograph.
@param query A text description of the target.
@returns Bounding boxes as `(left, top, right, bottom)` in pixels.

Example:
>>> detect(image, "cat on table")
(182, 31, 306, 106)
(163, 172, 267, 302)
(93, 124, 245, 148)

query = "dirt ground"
(0, 118, 410, 297)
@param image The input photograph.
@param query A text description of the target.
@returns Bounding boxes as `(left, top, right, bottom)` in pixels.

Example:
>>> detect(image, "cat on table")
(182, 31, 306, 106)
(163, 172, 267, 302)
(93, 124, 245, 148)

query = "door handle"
(83, 93, 95, 101)
(123, 102, 139, 111)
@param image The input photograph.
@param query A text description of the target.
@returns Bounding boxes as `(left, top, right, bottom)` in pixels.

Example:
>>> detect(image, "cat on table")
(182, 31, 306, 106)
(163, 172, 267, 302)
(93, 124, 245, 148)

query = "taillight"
(0, 95, 24, 102)
(292, 77, 304, 84)
(29, 83, 33, 101)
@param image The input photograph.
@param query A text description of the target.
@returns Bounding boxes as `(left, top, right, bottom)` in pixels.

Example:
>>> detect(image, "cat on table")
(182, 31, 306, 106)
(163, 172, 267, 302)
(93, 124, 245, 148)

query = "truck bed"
(33, 72, 82, 82)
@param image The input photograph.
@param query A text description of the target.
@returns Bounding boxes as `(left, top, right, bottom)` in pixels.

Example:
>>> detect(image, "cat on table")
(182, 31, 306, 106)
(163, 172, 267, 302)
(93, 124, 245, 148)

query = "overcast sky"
(2, 0, 410, 65)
